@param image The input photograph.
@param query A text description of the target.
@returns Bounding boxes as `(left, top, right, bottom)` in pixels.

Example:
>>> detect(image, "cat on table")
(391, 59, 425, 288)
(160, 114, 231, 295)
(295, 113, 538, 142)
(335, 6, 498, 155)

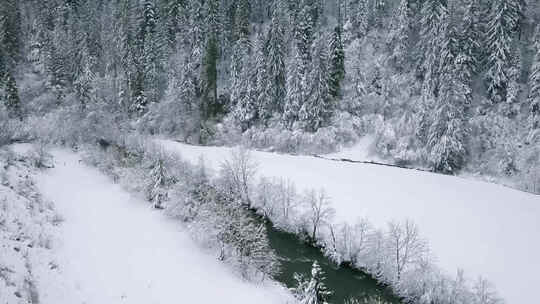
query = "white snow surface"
(325, 134, 381, 162)
(158, 139, 540, 304)
(32, 148, 293, 304)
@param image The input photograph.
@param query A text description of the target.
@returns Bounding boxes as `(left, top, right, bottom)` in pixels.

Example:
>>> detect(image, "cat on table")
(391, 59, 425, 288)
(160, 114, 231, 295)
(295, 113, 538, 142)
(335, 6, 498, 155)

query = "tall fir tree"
(388, 0, 411, 71)
(419, 0, 448, 98)
(356, 0, 369, 38)
(3, 71, 21, 119)
(459, 0, 481, 106)
(300, 33, 332, 132)
(528, 26, 540, 134)
(428, 21, 468, 174)
(284, 44, 307, 129)
(328, 26, 345, 98)
(296, 3, 314, 65)
(484, 0, 519, 104)
(201, 0, 221, 120)
(0, 0, 23, 69)
(261, 2, 287, 123)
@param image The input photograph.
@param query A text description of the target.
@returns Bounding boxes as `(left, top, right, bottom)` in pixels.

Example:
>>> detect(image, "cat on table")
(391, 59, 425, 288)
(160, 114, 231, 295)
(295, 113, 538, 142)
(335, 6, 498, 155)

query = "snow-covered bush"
(240, 111, 363, 154)
(28, 144, 53, 169)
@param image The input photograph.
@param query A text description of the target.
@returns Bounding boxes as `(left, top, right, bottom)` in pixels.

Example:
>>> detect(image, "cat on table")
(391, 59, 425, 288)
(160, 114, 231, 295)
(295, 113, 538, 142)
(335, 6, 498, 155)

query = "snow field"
(30, 148, 294, 304)
(158, 139, 540, 304)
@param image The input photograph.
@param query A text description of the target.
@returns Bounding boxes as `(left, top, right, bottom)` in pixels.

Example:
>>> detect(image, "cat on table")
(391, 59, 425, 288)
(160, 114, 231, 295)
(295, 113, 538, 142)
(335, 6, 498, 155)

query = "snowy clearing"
(158, 139, 540, 304)
(31, 148, 293, 304)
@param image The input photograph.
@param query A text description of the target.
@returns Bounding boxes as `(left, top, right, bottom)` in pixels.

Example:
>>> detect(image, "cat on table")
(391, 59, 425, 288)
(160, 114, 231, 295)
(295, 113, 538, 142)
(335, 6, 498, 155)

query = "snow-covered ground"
(158, 139, 540, 304)
(325, 135, 382, 162)
(23, 148, 293, 304)
(0, 145, 58, 304)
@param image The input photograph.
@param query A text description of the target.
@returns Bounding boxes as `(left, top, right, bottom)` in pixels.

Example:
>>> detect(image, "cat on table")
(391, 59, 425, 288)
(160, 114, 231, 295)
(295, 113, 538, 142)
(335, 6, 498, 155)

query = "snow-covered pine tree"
(0, 13, 6, 81)
(201, 0, 221, 120)
(296, 3, 314, 65)
(230, 29, 253, 130)
(504, 52, 521, 117)
(233, 35, 262, 131)
(73, 43, 96, 110)
(255, 33, 270, 122)
(284, 44, 307, 129)
(163, 0, 187, 48)
(459, 0, 481, 108)
(484, 0, 519, 104)
(148, 158, 168, 209)
(234, 0, 250, 43)
(528, 25, 540, 135)
(141, 0, 166, 108)
(293, 261, 332, 304)
(3, 71, 21, 119)
(236, 220, 280, 279)
(427, 22, 468, 174)
(419, 0, 448, 98)
(387, 0, 410, 71)
(261, 2, 287, 123)
(356, 0, 369, 38)
(328, 26, 345, 98)
(0, 0, 22, 69)
(300, 32, 331, 132)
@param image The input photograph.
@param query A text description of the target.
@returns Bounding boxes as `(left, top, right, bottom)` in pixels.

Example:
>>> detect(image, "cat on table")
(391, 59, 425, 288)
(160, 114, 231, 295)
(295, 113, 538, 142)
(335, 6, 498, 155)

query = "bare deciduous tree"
(387, 219, 426, 282)
(220, 147, 258, 206)
(304, 189, 335, 242)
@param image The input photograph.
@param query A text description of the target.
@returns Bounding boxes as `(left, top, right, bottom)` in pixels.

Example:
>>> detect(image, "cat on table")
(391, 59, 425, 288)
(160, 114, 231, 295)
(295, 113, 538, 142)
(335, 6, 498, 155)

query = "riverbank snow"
(158, 139, 540, 304)
(31, 148, 293, 304)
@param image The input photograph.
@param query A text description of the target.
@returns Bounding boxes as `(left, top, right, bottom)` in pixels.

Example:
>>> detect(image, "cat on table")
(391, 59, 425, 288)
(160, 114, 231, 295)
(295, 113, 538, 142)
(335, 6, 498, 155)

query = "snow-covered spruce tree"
(427, 22, 469, 174)
(349, 0, 369, 39)
(73, 45, 96, 110)
(458, 0, 481, 109)
(328, 26, 345, 99)
(162, 0, 187, 48)
(0, 12, 7, 81)
(141, 0, 166, 110)
(261, 2, 287, 124)
(235, 220, 279, 279)
(419, 0, 448, 98)
(3, 71, 21, 119)
(147, 158, 168, 209)
(0, 0, 23, 70)
(284, 44, 308, 129)
(296, 3, 314, 65)
(300, 33, 332, 132)
(293, 261, 332, 304)
(233, 36, 261, 131)
(213, 188, 279, 279)
(484, 0, 520, 104)
(387, 0, 411, 71)
(230, 32, 251, 120)
(528, 25, 540, 136)
(200, 0, 221, 121)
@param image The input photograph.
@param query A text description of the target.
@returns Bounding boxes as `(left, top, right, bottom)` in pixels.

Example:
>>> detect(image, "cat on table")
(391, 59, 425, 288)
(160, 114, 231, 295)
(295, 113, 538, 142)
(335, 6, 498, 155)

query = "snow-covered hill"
(159, 139, 540, 304)
(2, 146, 292, 304)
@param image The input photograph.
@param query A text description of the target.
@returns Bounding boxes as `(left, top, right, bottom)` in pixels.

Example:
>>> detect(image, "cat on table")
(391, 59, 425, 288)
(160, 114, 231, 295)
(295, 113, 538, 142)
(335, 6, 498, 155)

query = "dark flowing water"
(266, 223, 400, 304)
